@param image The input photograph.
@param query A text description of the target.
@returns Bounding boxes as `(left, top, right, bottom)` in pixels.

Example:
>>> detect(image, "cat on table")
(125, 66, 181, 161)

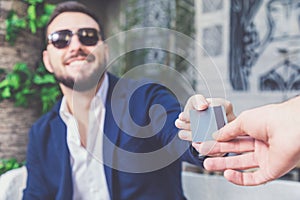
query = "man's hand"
(194, 97, 300, 186)
(175, 95, 235, 142)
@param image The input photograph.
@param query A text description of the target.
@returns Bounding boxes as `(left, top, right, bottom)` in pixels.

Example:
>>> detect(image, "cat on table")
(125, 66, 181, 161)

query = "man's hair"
(46, 1, 105, 40)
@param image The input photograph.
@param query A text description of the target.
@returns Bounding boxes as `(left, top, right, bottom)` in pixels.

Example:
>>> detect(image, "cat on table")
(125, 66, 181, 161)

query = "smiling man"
(24, 2, 112, 199)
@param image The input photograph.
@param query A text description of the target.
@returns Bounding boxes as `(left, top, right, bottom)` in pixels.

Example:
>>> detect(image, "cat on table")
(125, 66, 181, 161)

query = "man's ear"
(43, 50, 54, 73)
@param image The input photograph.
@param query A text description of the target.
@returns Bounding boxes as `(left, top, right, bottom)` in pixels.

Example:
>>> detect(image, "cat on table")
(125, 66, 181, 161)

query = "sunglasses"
(47, 28, 101, 49)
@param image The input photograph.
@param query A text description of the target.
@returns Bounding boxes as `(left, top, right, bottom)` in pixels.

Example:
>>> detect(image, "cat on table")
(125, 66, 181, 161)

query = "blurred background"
(1, 0, 300, 191)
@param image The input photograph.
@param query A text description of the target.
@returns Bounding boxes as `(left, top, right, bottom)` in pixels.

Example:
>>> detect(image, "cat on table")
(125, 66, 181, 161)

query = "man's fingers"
(183, 94, 209, 113)
(178, 112, 188, 122)
(175, 119, 191, 130)
(224, 169, 269, 186)
(216, 108, 272, 142)
(193, 137, 255, 155)
(178, 130, 192, 141)
(213, 118, 247, 142)
(203, 152, 259, 171)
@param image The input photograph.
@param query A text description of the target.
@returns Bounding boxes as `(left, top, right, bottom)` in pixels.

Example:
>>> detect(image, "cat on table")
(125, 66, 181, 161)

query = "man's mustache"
(64, 51, 95, 63)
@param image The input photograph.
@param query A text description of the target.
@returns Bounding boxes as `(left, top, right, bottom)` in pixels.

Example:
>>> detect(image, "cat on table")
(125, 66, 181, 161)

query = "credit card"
(190, 105, 227, 142)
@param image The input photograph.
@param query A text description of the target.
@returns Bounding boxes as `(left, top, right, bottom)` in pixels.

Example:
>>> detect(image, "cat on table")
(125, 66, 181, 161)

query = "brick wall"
(0, 1, 42, 161)
(0, 101, 37, 161)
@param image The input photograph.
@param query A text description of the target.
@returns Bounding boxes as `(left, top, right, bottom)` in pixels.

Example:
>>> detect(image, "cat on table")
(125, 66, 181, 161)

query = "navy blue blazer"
(23, 73, 203, 200)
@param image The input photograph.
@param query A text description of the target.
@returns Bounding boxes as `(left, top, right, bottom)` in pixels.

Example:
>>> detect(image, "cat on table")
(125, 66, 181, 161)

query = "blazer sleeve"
(23, 125, 52, 200)
(144, 84, 204, 167)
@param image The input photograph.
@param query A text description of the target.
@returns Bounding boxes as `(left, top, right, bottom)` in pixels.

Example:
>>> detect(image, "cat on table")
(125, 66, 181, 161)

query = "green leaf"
(22, 88, 34, 95)
(28, 20, 36, 33)
(40, 86, 60, 113)
(34, 74, 56, 84)
(0, 158, 24, 175)
(4, 162, 13, 170)
(7, 12, 26, 29)
(15, 19, 27, 29)
(24, 0, 43, 5)
(44, 4, 56, 15)
(14, 62, 28, 71)
(7, 73, 20, 89)
(36, 15, 49, 28)
(5, 11, 19, 44)
(37, 4, 56, 28)
(14, 63, 31, 77)
(36, 63, 47, 73)
(15, 91, 28, 107)
(27, 5, 36, 20)
(2, 87, 11, 98)
(0, 79, 9, 88)
(13, 162, 20, 169)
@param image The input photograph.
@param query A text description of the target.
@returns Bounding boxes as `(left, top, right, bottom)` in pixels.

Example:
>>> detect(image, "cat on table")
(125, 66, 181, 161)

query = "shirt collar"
(59, 73, 109, 119)
(96, 72, 108, 107)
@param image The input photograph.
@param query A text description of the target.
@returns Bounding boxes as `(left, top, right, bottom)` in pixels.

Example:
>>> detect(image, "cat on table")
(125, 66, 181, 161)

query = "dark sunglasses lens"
(78, 28, 99, 46)
(50, 30, 71, 49)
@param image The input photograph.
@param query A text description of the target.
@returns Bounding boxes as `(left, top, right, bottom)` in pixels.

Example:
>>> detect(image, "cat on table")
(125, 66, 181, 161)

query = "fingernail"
(180, 112, 189, 121)
(196, 102, 208, 110)
(179, 130, 191, 140)
(175, 119, 182, 128)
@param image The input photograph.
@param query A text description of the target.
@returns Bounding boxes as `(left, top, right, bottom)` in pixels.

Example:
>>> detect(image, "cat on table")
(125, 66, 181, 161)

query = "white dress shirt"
(60, 73, 110, 200)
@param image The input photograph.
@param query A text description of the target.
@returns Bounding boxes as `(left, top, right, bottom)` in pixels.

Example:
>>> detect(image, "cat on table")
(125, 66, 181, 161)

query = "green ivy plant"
(0, 158, 25, 176)
(2, 0, 60, 114)
(0, 0, 59, 171)
(0, 63, 61, 114)
(5, 0, 56, 44)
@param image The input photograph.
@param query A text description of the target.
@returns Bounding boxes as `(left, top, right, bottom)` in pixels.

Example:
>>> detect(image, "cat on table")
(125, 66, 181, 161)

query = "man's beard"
(55, 56, 107, 92)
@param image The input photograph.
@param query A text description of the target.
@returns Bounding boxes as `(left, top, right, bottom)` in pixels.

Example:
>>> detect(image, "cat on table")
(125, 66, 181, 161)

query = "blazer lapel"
(50, 104, 73, 198)
(51, 116, 68, 162)
(103, 73, 127, 199)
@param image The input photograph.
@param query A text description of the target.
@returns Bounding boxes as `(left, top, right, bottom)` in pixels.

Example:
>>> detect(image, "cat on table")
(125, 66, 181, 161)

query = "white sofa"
(0, 166, 27, 200)
(182, 171, 300, 200)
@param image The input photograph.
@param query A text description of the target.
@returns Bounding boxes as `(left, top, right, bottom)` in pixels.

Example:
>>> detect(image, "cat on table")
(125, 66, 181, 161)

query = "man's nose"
(68, 34, 82, 52)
